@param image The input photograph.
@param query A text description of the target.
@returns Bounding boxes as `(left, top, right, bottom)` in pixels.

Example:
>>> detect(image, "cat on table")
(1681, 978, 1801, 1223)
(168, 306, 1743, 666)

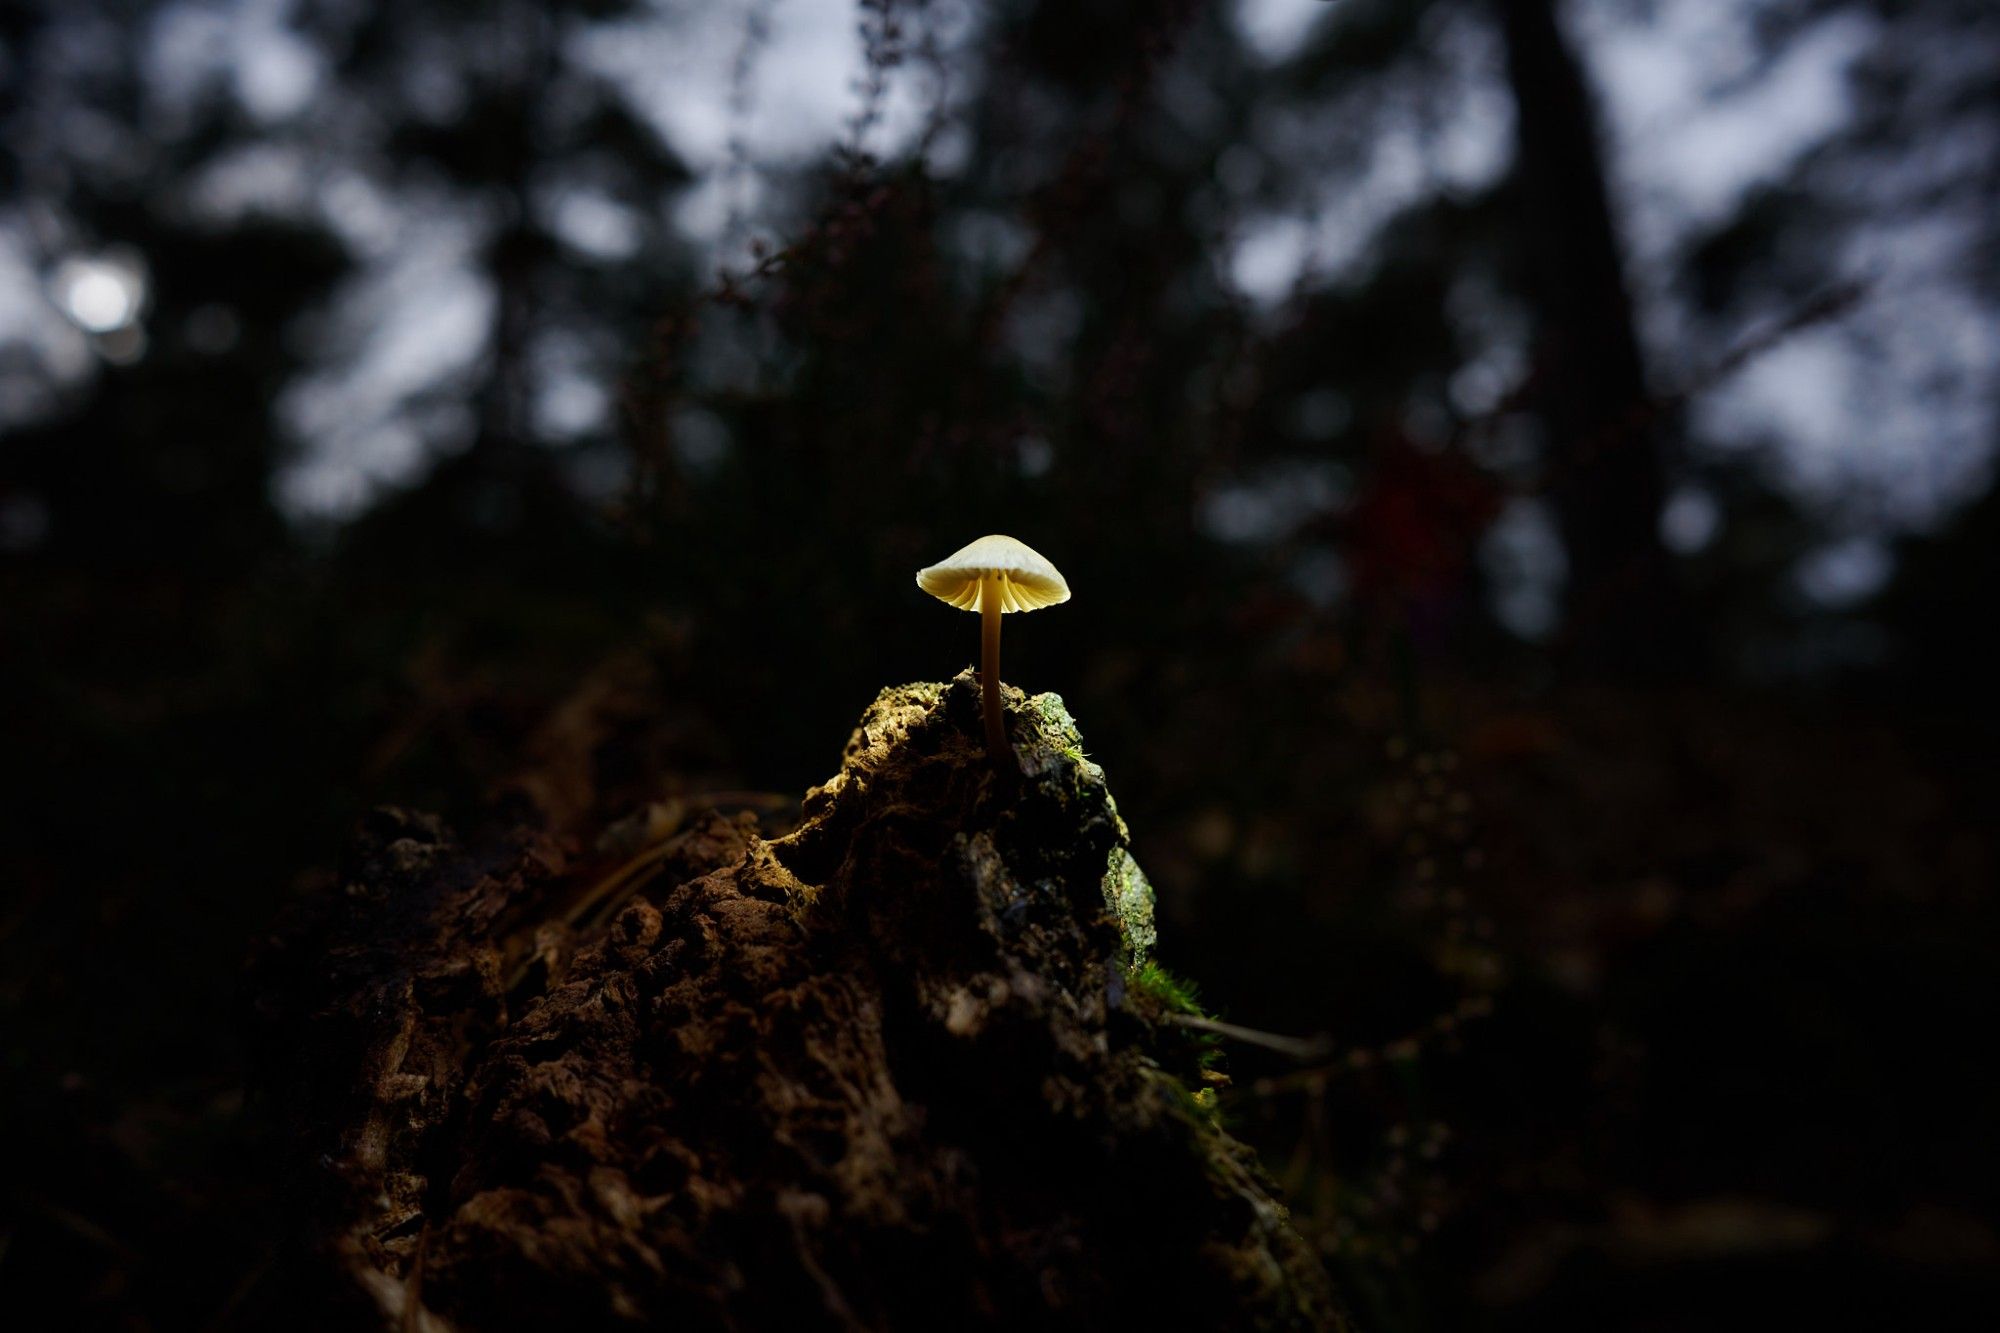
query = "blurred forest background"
(3, 0, 1997, 1328)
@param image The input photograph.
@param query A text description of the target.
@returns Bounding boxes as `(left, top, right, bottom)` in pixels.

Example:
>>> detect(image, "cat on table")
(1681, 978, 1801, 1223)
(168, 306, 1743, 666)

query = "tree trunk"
(250, 671, 1345, 1332)
(1494, 0, 1694, 674)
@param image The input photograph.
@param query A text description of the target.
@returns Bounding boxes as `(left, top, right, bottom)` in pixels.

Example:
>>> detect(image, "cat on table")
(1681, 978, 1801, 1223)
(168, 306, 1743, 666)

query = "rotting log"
(252, 670, 1344, 1331)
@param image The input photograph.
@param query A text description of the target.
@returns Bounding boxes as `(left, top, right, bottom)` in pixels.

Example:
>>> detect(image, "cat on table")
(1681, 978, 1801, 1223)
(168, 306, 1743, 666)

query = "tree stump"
(253, 671, 1343, 1331)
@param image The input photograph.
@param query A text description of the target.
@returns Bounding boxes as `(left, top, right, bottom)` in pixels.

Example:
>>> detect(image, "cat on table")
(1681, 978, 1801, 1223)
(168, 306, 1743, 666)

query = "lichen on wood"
(255, 668, 1344, 1331)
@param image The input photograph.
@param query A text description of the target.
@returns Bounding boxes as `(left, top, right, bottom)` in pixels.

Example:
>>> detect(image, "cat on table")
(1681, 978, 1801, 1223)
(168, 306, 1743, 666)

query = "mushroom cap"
(916, 534, 1072, 613)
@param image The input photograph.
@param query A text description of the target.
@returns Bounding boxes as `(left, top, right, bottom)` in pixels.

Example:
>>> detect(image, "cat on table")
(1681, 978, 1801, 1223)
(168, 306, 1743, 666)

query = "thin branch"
(1165, 1012, 1337, 1064)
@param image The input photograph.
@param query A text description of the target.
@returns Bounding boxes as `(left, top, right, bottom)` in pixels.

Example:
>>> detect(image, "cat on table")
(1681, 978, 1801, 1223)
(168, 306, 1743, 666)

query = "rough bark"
(252, 670, 1343, 1331)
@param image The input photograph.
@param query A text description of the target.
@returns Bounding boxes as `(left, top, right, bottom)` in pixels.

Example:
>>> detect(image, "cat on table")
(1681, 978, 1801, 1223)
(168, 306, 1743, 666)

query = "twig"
(1165, 1012, 1337, 1063)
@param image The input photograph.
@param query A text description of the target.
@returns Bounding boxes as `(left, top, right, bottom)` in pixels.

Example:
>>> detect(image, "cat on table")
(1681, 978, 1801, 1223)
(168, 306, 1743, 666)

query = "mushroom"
(916, 534, 1071, 761)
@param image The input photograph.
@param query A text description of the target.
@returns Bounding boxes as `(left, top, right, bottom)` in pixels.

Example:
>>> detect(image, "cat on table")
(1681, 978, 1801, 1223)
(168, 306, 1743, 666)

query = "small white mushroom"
(916, 534, 1071, 761)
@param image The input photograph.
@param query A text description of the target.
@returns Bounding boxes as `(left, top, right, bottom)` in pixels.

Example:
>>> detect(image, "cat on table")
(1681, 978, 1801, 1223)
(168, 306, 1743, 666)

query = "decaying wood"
(253, 670, 1343, 1331)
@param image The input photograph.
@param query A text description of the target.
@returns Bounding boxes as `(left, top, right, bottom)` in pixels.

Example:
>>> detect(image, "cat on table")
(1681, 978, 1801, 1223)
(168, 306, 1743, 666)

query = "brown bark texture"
(251, 670, 1344, 1332)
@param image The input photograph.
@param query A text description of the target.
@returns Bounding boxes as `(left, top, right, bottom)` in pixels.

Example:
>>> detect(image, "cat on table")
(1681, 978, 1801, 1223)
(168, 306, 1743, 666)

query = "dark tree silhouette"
(1494, 0, 1692, 674)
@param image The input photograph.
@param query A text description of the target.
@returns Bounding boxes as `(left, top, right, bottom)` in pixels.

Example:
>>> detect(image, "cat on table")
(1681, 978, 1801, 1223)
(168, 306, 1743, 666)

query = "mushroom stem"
(980, 572, 1006, 758)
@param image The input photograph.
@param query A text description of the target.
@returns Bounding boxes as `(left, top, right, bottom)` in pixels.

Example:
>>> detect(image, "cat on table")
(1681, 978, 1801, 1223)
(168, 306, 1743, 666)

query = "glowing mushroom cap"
(916, 534, 1071, 613)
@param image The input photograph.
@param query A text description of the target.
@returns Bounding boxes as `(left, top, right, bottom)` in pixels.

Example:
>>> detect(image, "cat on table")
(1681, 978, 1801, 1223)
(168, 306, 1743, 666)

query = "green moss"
(1010, 689, 1156, 961)
(900, 680, 945, 709)
(1100, 847, 1157, 962)
(1130, 960, 1205, 1016)
(1132, 961, 1227, 1097)
(1030, 690, 1086, 756)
